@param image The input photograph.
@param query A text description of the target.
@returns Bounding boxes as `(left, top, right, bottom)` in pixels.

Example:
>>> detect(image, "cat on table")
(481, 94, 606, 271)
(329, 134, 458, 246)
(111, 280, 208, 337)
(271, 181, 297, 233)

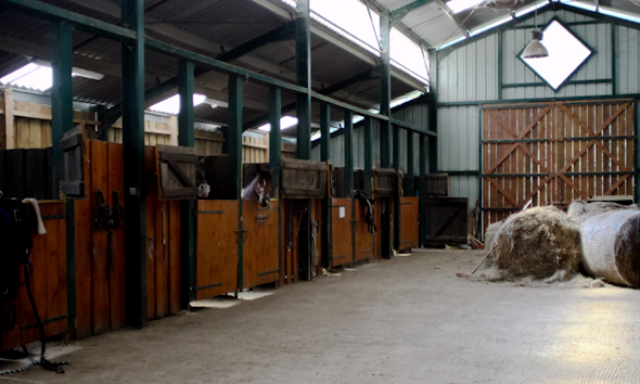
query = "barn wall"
(436, 8, 640, 209)
(310, 102, 430, 175)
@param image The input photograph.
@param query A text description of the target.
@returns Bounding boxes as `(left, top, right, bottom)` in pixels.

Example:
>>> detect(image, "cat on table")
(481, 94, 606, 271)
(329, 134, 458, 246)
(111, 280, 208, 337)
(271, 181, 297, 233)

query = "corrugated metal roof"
(370, 0, 640, 49)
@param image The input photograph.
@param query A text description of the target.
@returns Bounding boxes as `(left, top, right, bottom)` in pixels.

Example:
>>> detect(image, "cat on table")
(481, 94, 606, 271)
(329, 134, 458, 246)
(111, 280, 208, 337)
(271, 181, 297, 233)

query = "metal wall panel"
(617, 25, 640, 95)
(437, 34, 499, 103)
(310, 103, 429, 174)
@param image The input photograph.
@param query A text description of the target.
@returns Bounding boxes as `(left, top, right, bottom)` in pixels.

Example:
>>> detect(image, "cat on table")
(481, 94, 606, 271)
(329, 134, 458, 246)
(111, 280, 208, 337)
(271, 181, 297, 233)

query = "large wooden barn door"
(482, 100, 635, 230)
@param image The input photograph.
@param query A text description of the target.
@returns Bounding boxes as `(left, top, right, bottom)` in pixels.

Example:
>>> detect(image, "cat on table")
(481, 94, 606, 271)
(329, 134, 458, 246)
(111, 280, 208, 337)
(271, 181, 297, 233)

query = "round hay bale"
(491, 206, 581, 280)
(484, 220, 504, 252)
(568, 199, 637, 224)
(580, 210, 640, 287)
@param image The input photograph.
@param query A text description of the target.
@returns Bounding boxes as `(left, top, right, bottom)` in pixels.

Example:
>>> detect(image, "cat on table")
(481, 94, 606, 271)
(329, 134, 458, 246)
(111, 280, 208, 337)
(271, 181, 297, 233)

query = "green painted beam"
(389, 0, 434, 26)
(418, 133, 427, 246)
(344, 110, 354, 197)
(406, 131, 414, 196)
(50, 21, 73, 201)
(363, 117, 373, 196)
(228, 75, 244, 289)
(320, 103, 332, 269)
(611, 23, 617, 96)
(216, 22, 296, 63)
(178, 59, 196, 307)
(296, 0, 312, 160)
(269, 87, 282, 195)
(121, 0, 147, 329)
(1, 0, 136, 42)
(393, 123, 400, 251)
(50, 20, 75, 334)
(380, 14, 391, 168)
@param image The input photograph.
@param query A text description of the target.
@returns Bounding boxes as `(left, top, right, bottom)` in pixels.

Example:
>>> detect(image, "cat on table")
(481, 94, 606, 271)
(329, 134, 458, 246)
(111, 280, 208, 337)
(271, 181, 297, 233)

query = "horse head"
(255, 169, 273, 207)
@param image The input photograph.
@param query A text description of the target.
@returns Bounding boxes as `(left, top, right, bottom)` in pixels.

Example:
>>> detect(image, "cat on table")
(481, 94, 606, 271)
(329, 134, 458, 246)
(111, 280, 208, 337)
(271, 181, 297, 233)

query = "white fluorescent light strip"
(258, 116, 299, 132)
(515, 1, 547, 17)
(598, 6, 640, 24)
(0, 63, 52, 91)
(149, 93, 206, 115)
(446, 0, 483, 14)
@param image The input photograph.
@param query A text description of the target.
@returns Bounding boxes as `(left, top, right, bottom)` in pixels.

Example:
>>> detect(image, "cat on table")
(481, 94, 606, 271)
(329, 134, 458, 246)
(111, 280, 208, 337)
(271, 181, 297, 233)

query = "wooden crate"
(280, 158, 327, 199)
(373, 168, 397, 197)
(425, 197, 468, 244)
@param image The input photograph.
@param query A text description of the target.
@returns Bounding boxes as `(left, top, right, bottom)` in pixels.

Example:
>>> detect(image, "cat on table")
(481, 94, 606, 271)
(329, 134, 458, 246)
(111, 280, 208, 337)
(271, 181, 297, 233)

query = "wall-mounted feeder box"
(280, 158, 328, 199)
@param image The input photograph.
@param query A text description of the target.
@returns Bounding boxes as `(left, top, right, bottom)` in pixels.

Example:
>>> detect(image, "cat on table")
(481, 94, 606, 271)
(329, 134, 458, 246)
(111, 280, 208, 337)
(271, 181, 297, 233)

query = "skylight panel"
(447, 0, 483, 14)
(258, 116, 299, 132)
(149, 93, 207, 115)
(1, 63, 52, 92)
(519, 20, 592, 90)
(390, 28, 429, 84)
(310, 0, 380, 52)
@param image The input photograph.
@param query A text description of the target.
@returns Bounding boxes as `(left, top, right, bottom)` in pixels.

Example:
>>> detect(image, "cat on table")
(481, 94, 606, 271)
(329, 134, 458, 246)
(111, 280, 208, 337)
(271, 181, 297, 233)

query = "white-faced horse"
(242, 166, 273, 207)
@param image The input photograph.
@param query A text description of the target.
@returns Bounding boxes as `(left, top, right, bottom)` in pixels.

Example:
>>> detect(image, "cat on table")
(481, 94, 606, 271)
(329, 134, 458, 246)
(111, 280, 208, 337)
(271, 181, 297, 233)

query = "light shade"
(522, 31, 549, 58)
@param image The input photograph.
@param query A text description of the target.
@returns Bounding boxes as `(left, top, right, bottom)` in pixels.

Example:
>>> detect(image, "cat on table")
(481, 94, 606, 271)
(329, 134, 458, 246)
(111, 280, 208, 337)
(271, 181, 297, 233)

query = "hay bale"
(580, 210, 640, 287)
(568, 199, 637, 224)
(484, 220, 503, 251)
(491, 207, 581, 281)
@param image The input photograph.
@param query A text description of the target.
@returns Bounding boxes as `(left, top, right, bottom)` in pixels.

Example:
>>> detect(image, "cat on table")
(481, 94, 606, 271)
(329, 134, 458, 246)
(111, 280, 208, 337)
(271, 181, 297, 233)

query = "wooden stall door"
(354, 199, 374, 262)
(1, 203, 68, 352)
(196, 200, 239, 299)
(482, 101, 635, 231)
(243, 199, 280, 289)
(399, 197, 419, 250)
(331, 198, 352, 267)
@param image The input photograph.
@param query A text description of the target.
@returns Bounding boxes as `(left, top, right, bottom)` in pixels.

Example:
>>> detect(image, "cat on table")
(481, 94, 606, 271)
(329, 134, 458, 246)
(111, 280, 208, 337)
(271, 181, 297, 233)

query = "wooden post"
(178, 59, 196, 307)
(121, 0, 147, 328)
(3, 88, 13, 149)
(320, 103, 332, 269)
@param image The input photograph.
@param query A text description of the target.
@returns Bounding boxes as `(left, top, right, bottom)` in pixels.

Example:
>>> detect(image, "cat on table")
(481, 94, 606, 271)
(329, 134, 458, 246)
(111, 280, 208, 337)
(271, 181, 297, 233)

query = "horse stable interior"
(1, 0, 640, 383)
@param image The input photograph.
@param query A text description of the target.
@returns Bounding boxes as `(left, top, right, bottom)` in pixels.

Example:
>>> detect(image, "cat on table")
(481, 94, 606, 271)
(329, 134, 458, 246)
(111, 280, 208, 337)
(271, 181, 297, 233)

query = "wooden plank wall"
(354, 199, 375, 261)
(0, 148, 52, 200)
(331, 197, 352, 267)
(482, 100, 635, 232)
(195, 200, 239, 299)
(242, 199, 280, 289)
(399, 197, 420, 250)
(1, 203, 68, 352)
(75, 141, 181, 339)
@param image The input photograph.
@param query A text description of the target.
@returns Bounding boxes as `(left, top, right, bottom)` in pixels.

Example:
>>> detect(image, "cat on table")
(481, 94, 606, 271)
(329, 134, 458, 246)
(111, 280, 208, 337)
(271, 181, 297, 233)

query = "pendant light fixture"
(522, 3, 549, 58)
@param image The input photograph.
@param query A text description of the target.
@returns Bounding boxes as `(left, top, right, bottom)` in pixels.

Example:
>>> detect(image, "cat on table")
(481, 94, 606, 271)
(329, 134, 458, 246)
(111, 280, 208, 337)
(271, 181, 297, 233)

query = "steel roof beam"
(389, 0, 435, 26)
(215, 21, 296, 63)
(435, 0, 470, 38)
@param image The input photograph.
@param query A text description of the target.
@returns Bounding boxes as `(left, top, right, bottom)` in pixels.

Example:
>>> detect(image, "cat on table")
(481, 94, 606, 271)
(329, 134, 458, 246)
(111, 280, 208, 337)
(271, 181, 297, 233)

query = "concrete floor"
(2, 249, 640, 384)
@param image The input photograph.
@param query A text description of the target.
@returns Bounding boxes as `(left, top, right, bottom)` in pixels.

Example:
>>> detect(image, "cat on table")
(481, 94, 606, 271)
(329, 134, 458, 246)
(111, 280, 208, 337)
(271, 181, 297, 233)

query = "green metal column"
(268, 87, 283, 282)
(406, 131, 415, 196)
(635, 99, 639, 203)
(344, 111, 354, 196)
(228, 75, 244, 289)
(269, 87, 282, 195)
(393, 125, 401, 251)
(121, 0, 147, 328)
(295, 0, 311, 160)
(419, 133, 427, 246)
(178, 59, 196, 307)
(428, 52, 438, 173)
(380, 13, 392, 259)
(364, 117, 373, 196)
(50, 20, 76, 333)
(379, 14, 391, 168)
(320, 103, 332, 269)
